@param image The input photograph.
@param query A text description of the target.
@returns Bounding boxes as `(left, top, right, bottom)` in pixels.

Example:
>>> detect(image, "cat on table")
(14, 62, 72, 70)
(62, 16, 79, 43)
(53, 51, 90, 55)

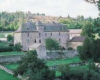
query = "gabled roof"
(44, 23, 68, 32)
(69, 36, 85, 42)
(15, 21, 37, 32)
(15, 21, 68, 32)
(29, 44, 43, 49)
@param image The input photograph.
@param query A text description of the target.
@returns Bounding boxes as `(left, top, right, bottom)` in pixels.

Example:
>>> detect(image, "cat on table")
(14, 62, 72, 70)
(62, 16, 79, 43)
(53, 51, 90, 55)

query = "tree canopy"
(14, 51, 55, 80)
(45, 38, 60, 50)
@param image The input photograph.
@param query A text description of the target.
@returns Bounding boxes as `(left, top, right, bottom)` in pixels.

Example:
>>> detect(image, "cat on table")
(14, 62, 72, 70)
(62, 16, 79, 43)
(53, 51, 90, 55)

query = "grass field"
(0, 51, 24, 56)
(3, 63, 19, 70)
(46, 57, 81, 66)
(0, 69, 19, 80)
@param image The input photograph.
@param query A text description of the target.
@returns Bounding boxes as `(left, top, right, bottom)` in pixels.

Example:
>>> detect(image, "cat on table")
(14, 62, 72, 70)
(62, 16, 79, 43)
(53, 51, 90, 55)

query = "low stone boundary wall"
(50, 62, 85, 70)
(0, 64, 23, 79)
(0, 55, 24, 63)
(46, 50, 78, 59)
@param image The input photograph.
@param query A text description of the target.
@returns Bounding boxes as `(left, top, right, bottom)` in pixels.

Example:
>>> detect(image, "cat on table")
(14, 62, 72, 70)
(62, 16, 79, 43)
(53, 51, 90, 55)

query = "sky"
(0, 0, 99, 18)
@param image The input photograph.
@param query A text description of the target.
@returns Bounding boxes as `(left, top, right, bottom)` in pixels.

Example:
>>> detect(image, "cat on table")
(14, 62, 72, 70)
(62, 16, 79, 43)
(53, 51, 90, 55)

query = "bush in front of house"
(13, 43, 22, 51)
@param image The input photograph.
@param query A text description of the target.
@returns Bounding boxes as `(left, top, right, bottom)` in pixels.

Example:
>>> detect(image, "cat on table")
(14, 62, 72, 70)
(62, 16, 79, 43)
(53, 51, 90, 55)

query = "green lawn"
(3, 63, 19, 70)
(0, 52, 24, 56)
(0, 69, 19, 80)
(46, 57, 81, 66)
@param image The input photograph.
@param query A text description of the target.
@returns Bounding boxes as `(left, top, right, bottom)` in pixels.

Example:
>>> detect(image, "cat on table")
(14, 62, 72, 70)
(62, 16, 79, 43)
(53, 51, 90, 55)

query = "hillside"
(0, 12, 93, 31)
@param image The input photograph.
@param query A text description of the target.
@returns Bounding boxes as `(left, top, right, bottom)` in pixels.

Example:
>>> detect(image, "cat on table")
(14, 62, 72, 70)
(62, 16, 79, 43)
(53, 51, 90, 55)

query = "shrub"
(0, 46, 13, 52)
(28, 50, 37, 56)
(7, 34, 13, 41)
(14, 52, 55, 80)
(14, 43, 22, 51)
(67, 47, 73, 50)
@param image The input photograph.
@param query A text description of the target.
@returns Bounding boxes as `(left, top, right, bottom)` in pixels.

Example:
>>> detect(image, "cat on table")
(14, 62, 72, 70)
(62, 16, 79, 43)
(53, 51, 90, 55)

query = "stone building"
(69, 29, 82, 40)
(14, 21, 69, 51)
(68, 36, 85, 49)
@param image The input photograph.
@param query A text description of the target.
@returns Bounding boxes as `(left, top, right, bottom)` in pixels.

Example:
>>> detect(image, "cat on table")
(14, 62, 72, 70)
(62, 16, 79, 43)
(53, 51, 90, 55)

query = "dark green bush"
(67, 47, 73, 50)
(0, 46, 13, 52)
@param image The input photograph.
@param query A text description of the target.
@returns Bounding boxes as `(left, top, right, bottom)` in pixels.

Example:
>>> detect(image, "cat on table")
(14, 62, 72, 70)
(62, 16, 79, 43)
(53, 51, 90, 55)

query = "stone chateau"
(14, 21, 84, 51)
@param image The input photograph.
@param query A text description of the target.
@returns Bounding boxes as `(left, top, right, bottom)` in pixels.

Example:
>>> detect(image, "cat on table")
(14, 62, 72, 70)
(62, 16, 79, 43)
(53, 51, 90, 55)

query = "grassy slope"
(46, 57, 81, 66)
(4, 64, 19, 70)
(0, 52, 24, 56)
(0, 69, 19, 80)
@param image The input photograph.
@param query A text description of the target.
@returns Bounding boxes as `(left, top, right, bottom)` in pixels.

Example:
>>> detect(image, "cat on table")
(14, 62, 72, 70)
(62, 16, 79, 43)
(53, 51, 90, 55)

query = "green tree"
(45, 38, 60, 50)
(82, 37, 92, 60)
(7, 34, 13, 41)
(77, 46, 84, 60)
(14, 51, 55, 80)
(81, 21, 94, 38)
(96, 39, 100, 60)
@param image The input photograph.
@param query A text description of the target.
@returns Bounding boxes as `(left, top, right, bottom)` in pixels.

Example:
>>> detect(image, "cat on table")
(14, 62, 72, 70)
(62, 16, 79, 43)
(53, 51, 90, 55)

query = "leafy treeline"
(0, 11, 46, 31)
(0, 11, 94, 31)
(59, 15, 93, 29)
(0, 11, 26, 31)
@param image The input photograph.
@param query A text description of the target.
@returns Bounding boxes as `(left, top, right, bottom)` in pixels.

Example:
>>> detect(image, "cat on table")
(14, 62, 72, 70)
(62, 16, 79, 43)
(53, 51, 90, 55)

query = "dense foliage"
(59, 63, 100, 80)
(59, 16, 93, 29)
(7, 34, 13, 41)
(14, 43, 22, 51)
(14, 51, 55, 80)
(77, 37, 100, 62)
(45, 38, 60, 50)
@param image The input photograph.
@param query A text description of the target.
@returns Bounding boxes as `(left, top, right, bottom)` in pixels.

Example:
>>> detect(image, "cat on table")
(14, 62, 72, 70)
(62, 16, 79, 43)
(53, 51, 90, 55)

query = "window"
(39, 33, 41, 36)
(34, 39, 36, 43)
(59, 38, 61, 42)
(45, 33, 47, 36)
(27, 28, 29, 30)
(39, 39, 41, 43)
(51, 33, 52, 36)
(27, 33, 29, 37)
(27, 39, 29, 43)
(59, 32, 60, 36)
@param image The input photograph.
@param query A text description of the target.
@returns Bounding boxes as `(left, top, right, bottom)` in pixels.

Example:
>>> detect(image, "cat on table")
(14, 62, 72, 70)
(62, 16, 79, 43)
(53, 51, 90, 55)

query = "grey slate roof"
(44, 23, 68, 32)
(36, 21, 43, 26)
(69, 36, 85, 42)
(15, 21, 68, 32)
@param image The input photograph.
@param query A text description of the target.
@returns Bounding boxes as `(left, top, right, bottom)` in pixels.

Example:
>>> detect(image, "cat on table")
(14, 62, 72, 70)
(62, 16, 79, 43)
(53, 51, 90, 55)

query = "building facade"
(69, 29, 82, 40)
(14, 21, 69, 51)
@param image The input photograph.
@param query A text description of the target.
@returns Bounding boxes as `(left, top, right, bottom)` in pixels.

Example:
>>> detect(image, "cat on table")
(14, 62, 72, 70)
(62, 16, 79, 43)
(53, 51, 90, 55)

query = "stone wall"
(46, 50, 78, 59)
(0, 55, 24, 63)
